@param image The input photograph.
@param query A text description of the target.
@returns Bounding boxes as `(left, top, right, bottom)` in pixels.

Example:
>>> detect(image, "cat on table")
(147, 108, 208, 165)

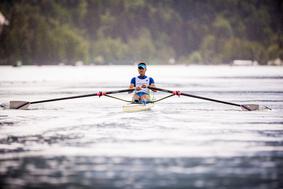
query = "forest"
(0, 0, 282, 65)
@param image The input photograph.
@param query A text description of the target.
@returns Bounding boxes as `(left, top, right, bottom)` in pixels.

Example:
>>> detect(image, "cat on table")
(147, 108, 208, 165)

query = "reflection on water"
(1, 156, 282, 189)
(0, 65, 283, 189)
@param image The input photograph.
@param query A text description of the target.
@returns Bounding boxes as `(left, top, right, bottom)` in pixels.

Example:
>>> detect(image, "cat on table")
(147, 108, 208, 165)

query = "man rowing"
(129, 62, 156, 104)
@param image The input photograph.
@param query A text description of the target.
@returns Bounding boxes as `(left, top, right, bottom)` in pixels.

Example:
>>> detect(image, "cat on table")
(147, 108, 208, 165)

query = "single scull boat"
(123, 103, 154, 112)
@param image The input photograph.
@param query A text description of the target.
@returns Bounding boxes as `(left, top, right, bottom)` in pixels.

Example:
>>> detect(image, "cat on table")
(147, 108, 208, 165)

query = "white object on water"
(122, 103, 154, 112)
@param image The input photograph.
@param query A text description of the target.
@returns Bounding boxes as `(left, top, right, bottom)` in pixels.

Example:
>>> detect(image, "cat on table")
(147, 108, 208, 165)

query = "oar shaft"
(148, 86, 241, 107)
(30, 94, 97, 104)
(31, 89, 134, 104)
(181, 93, 241, 107)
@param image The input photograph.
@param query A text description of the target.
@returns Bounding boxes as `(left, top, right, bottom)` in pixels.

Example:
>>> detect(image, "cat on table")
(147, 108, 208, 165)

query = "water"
(0, 65, 282, 189)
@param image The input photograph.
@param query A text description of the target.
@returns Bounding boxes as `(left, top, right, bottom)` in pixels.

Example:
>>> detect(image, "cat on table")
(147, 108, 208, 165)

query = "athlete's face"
(138, 67, 146, 76)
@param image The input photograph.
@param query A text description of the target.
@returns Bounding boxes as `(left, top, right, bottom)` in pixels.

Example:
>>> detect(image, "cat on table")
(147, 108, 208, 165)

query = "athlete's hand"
(141, 84, 147, 88)
(136, 86, 142, 91)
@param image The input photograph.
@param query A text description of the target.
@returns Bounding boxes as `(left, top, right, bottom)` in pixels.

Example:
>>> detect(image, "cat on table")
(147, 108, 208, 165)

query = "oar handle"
(31, 89, 134, 104)
(148, 86, 242, 108)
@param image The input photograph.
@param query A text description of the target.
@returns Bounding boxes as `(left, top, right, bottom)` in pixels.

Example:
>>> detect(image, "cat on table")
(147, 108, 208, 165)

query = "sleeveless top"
(130, 76, 155, 94)
(135, 76, 150, 94)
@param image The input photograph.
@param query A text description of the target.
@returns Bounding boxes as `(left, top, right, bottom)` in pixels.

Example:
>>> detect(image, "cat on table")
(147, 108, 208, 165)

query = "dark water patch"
(257, 130, 283, 138)
(0, 103, 8, 109)
(0, 121, 15, 127)
(0, 134, 83, 146)
(209, 139, 283, 147)
(259, 141, 283, 147)
(0, 115, 16, 127)
(0, 147, 27, 153)
(226, 121, 283, 125)
(0, 155, 282, 189)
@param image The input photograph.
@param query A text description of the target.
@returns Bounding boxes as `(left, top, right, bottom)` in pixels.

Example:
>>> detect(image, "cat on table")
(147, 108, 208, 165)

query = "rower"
(129, 62, 156, 104)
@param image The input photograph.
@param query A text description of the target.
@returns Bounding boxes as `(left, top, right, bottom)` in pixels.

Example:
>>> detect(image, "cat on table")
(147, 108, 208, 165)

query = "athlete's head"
(137, 62, 147, 76)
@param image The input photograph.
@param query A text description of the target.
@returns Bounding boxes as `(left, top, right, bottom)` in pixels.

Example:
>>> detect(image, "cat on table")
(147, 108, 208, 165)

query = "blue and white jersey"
(130, 76, 155, 94)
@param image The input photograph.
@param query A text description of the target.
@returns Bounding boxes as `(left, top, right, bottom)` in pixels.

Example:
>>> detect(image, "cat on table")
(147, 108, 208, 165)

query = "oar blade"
(9, 101, 30, 110)
(240, 104, 271, 111)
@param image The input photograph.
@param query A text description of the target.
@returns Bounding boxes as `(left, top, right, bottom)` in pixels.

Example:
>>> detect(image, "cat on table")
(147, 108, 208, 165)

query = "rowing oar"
(148, 86, 270, 111)
(10, 88, 134, 110)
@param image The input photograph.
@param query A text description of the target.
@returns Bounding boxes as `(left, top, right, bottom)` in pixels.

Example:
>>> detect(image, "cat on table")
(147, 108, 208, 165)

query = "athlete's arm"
(149, 77, 157, 92)
(149, 84, 157, 92)
(129, 84, 135, 89)
(129, 77, 136, 90)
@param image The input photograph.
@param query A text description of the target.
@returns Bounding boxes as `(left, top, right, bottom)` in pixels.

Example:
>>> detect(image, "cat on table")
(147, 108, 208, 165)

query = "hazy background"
(0, 0, 282, 65)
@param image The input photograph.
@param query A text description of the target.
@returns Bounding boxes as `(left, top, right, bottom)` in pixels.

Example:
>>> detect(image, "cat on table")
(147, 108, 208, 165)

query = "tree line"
(0, 0, 282, 65)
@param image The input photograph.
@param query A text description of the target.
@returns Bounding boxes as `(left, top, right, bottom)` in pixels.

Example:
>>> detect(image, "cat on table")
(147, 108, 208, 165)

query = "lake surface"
(0, 65, 282, 189)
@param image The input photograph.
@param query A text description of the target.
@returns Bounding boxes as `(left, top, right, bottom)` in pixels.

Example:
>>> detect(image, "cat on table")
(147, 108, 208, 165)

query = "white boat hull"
(122, 103, 154, 112)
